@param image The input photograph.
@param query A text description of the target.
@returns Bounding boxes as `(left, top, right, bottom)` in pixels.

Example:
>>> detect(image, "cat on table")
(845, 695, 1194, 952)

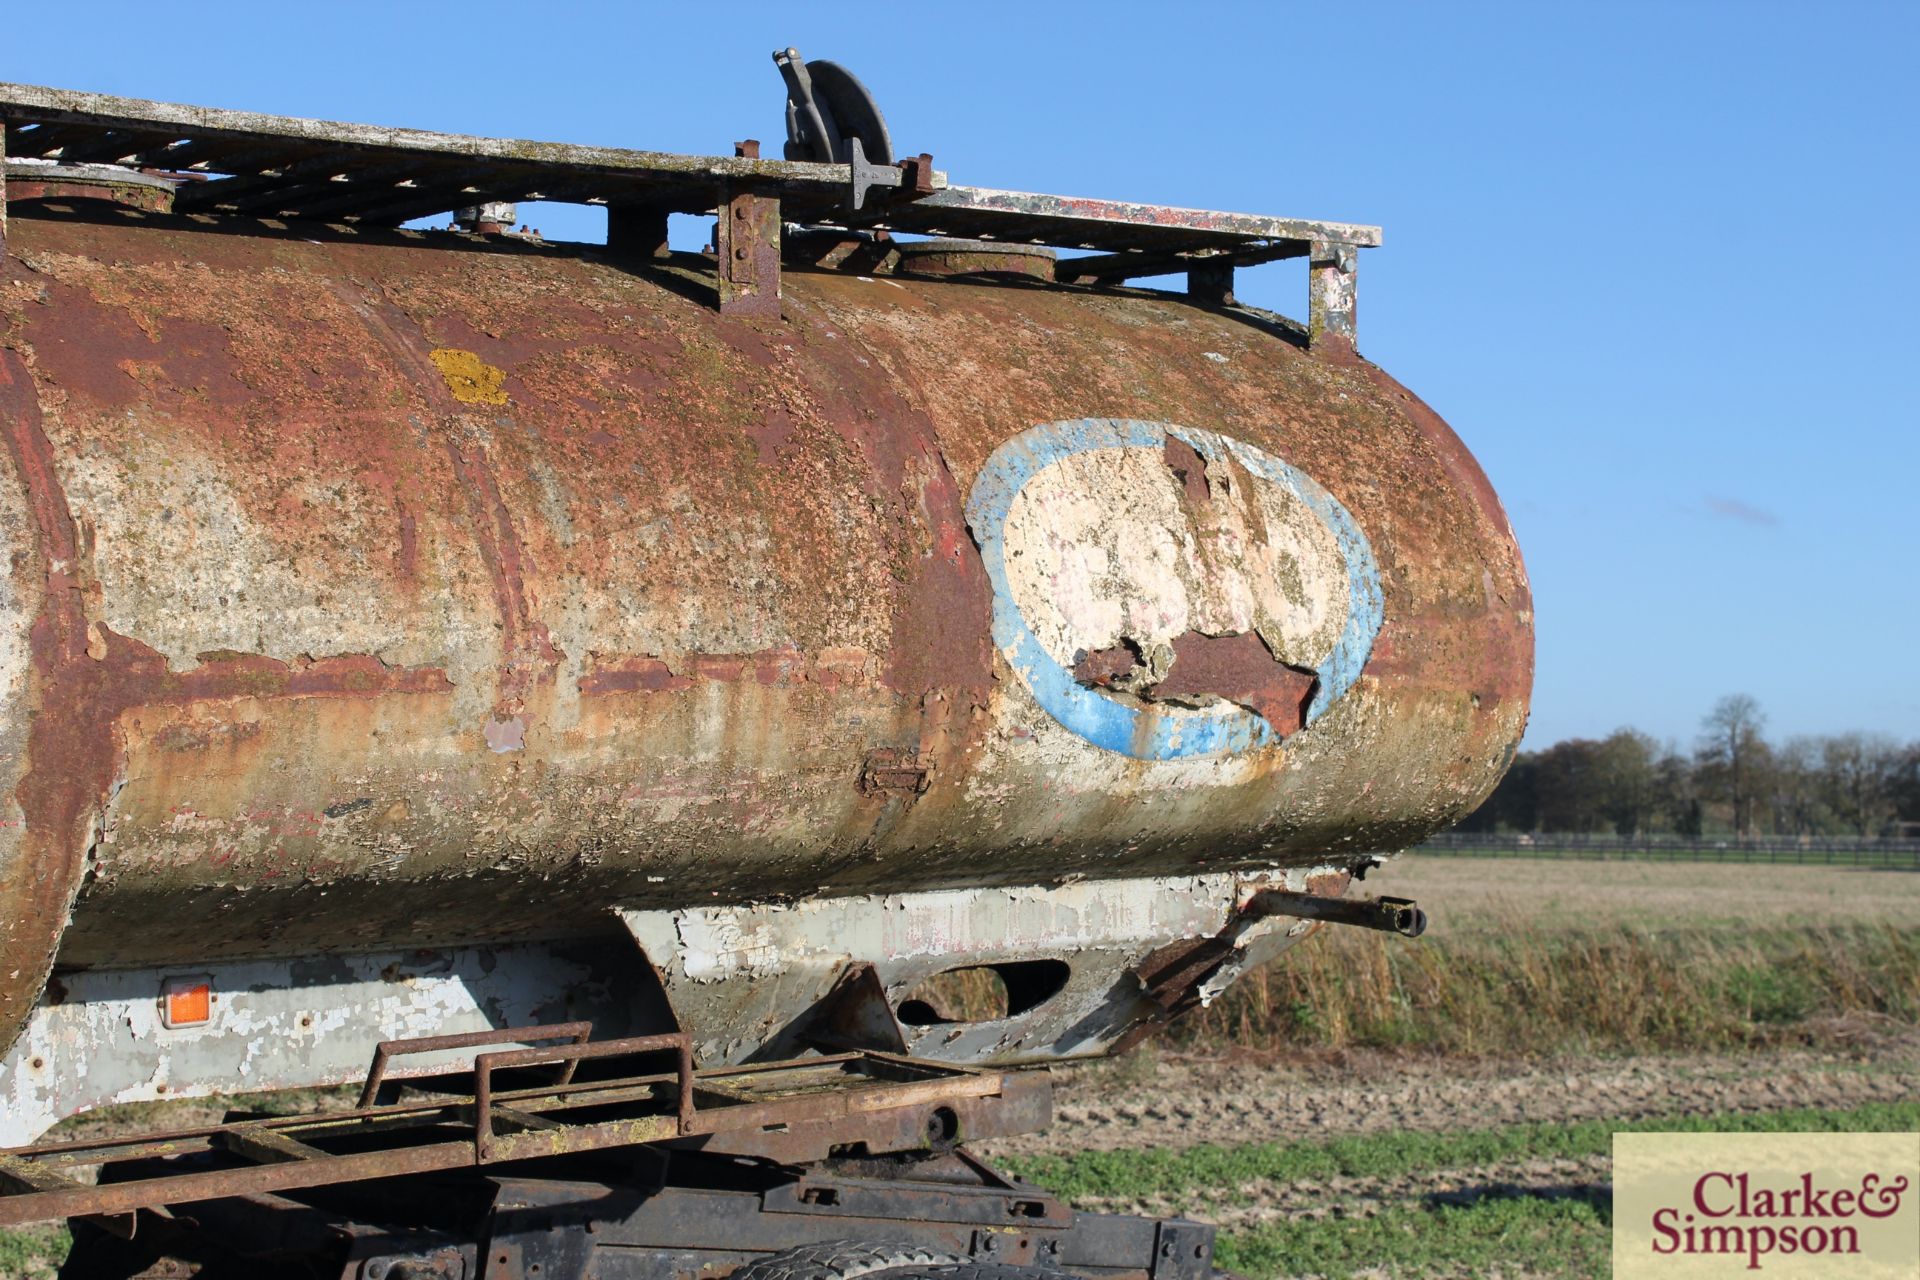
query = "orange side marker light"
(161, 976, 213, 1029)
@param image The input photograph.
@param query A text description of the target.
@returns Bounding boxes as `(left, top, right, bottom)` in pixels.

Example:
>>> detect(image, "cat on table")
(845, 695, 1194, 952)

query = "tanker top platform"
(0, 79, 1379, 338)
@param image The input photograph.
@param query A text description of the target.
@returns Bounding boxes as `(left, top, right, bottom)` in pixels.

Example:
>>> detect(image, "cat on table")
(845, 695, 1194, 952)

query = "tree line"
(1456, 694, 1920, 838)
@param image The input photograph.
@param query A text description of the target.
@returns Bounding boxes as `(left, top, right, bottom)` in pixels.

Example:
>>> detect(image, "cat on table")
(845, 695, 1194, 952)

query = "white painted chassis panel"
(619, 871, 1326, 1066)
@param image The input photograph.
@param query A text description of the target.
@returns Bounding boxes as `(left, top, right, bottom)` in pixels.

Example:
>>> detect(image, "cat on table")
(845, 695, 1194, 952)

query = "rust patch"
(577, 657, 693, 695)
(1071, 640, 1142, 688)
(578, 647, 857, 695)
(858, 747, 928, 795)
(149, 720, 265, 753)
(1352, 364, 1531, 749)
(747, 404, 799, 466)
(444, 438, 562, 693)
(1153, 631, 1317, 736)
(0, 347, 88, 1057)
(124, 647, 452, 701)
(19, 279, 258, 413)
(1304, 868, 1353, 899)
(1163, 434, 1211, 504)
(1072, 630, 1317, 737)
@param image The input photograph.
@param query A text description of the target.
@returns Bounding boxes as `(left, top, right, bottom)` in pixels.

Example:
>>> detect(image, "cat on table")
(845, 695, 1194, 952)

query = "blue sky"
(6, 2, 1914, 749)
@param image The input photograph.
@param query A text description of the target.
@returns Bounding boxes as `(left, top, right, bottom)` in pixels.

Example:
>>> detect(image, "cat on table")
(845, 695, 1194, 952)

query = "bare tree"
(1698, 694, 1768, 835)
(1773, 736, 1827, 835)
(1821, 732, 1901, 835)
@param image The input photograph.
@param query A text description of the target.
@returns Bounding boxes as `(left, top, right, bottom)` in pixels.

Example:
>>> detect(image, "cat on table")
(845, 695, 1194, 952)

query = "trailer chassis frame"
(0, 1023, 1213, 1280)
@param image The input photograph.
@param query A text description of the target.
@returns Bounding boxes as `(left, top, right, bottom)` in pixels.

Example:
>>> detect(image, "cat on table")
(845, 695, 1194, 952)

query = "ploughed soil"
(984, 1022, 1920, 1160)
(980, 1026, 1919, 1239)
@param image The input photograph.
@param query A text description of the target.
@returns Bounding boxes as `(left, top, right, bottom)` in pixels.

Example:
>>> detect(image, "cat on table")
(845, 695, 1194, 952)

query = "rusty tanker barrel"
(0, 76, 1530, 1136)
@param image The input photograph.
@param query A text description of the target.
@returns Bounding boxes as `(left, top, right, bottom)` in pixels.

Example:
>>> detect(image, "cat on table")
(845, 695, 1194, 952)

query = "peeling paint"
(0, 212, 1529, 1071)
(0, 938, 644, 1146)
(620, 869, 1335, 1067)
(964, 419, 1381, 758)
(484, 714, 528, 752)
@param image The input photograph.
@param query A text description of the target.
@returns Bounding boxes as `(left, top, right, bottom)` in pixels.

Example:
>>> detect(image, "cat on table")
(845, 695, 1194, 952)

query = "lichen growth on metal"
(428, 347, 510, 405)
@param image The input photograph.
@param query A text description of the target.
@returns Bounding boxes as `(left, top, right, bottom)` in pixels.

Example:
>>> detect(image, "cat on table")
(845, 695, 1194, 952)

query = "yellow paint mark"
(429, 348, 509, 405)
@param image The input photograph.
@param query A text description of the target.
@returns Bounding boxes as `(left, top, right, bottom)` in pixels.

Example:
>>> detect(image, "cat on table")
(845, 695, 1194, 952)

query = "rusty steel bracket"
(898, 152, 936, 197)
(859, 746, 930, 795)
(0, 1044, 1038, 1227)
(358, 1020, 592, 1108)
(717, 141, 782, 318)
(803, 962, 911, 1056)
(1247, 889, 1426, 937)
(1308, 238, 1359, 351)
(474, 1031, 693, 1162)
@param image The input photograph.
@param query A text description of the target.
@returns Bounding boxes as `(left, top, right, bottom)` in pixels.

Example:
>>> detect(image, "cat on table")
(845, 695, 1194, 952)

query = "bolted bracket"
(1308, 238, 1359, 351)
(715, 140, 781, 318)
(897, 152, 936, 197)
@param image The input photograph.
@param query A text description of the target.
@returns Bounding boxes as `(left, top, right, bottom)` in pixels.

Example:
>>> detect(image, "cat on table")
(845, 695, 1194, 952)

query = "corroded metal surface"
(0, 205, 1531, 1061)
(2, 162, 177, 214)
(0, 1045, 1039, 1225)
(894, 239, 1056, 282)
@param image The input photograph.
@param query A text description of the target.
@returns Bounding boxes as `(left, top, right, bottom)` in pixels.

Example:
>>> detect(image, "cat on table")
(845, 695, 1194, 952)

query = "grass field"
(1371, 855, 1920, 931)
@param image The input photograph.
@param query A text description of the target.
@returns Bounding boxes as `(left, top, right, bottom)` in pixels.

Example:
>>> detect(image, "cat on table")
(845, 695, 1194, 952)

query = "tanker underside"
(0, 868, 1360, 1147)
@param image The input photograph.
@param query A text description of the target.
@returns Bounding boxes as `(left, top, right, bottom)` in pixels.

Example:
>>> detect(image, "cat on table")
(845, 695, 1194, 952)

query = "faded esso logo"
(965, 419, 1382, 760)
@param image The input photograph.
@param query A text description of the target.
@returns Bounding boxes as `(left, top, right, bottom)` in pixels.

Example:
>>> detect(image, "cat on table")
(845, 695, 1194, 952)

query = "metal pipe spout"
(1248, 890, 1428, 938)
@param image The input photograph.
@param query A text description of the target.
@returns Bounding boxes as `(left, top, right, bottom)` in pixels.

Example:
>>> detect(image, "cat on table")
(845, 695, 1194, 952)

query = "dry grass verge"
(1176, 919, 1920, 1056)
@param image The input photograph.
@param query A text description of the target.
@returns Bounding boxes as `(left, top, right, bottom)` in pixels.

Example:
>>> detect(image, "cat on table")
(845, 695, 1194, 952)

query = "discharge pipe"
(1247, 890, 1427, 938)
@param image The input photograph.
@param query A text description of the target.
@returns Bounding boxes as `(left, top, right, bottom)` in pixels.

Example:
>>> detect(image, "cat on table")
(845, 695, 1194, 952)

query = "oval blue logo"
(964, 419, 1383, 760)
